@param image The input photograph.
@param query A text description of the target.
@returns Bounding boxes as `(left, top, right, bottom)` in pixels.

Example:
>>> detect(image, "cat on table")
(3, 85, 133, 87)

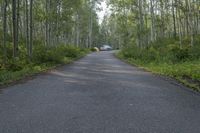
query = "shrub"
(144, 47, 158, 62)
(0, 43, 88, 84)
(188, 45, 200, 60)
(32, 45, 85, 64)
(120, 37, 200, 64)
(32, 45, 49, 64)
(63, 46, 81, 58)
(167, 45, 190, 63)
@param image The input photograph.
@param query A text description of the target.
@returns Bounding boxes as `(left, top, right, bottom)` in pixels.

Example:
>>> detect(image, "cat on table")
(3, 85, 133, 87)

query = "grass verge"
(116, 52, 200, 92)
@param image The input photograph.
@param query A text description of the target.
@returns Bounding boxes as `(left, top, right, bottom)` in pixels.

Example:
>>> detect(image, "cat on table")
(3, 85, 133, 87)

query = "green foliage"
(0, 44, 88, 85)
(118, 38, 200, 91)
(167, 45, 190, 62)
(121, 45, 158, 63)
(188, 45, 200, 60)
(32, 45, 87, 64)
(121, 38, 200, 64)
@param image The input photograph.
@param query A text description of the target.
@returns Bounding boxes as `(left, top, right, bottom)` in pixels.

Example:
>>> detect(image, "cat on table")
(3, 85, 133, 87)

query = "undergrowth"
(118, 37, 200, 91)
(0, 44, 89, 85)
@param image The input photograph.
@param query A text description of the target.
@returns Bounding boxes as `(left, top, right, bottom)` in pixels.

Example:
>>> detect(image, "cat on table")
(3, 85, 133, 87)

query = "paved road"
(0, 52, 200, 133)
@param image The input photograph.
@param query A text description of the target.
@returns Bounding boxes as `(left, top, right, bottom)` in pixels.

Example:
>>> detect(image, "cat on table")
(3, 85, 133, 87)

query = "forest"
(0, 0, 200, 90)
(0, 0, 102, 84)
(0, 0, 200, 131)
(101, 0, 200, 90)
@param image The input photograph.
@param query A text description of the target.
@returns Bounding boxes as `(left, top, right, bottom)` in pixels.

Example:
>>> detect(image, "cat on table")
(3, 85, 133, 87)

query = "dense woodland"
(0, 0, 101, 61)
(0, 0, 102, 84)
(0, 0, 200, 89)
(102, 0, 200, 90)
(103, 0, 200, 47)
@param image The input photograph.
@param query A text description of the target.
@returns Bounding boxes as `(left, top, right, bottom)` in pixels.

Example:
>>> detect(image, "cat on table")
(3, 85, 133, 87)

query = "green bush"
(0, 43, 88, 84)
(167, 45, 190, 63)
(32, 45, 85, 64)
(63, 46, 81, 58)
(121, 45, 158, 63)
(121, 37, 200, 64)
(188, 45, 200, 60)
(32, 45, 48, 64)
(119, 37, 200, 90)
(143, 47, 158, 62)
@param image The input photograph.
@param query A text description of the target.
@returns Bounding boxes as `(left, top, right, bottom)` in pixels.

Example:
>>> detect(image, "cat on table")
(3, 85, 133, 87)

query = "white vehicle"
(100, 45, 113, 51)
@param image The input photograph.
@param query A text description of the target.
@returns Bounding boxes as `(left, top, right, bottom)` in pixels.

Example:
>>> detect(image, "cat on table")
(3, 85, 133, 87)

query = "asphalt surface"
(0, 51, 200, 133)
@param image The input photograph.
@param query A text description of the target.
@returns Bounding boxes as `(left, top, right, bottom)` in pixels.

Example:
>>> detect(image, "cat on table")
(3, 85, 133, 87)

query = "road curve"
(0, 51, 200, 133)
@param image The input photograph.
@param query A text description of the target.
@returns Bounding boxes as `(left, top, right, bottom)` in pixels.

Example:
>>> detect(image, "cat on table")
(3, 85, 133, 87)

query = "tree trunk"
(29, 0, 33, 57)
(3, 0, 8, 64)
(12, 0, 18, 57)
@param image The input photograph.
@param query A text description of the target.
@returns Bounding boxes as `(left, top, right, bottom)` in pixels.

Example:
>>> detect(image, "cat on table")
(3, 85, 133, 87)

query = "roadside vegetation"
(0, 0, 101, 85)
(117, 38, 200, 91)
(0, 44, 89, 85)
(102, 0, 200, 91)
